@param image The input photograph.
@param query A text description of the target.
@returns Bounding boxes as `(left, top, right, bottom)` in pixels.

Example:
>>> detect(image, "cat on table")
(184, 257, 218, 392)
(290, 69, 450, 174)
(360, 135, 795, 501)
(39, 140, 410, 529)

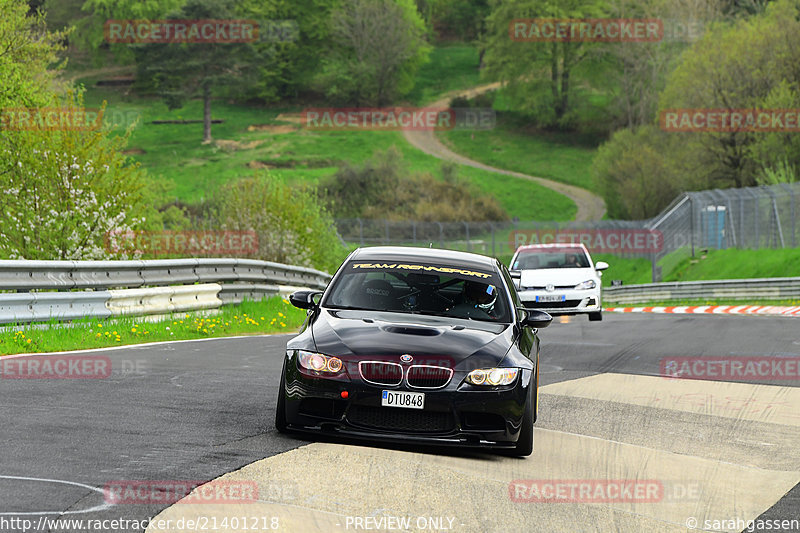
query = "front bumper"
(517, 288, 601, 316)
(281, 355, 533, 449)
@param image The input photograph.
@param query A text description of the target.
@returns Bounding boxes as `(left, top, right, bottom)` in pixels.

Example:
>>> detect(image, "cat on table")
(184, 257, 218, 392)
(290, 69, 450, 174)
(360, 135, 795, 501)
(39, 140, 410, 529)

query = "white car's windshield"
(512, 249, 591, 269)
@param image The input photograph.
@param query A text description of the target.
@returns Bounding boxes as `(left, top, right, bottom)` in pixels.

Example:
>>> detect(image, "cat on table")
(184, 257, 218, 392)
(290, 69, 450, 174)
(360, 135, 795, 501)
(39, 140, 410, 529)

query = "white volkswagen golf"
(509, 243, 608, 321)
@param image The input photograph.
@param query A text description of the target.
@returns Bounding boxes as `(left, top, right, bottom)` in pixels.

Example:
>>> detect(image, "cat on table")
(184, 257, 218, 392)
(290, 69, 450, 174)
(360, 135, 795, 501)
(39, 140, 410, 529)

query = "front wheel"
(588, 311, 602, 322)
(503, 383, 534, 457)
(275, 361, 288, 433)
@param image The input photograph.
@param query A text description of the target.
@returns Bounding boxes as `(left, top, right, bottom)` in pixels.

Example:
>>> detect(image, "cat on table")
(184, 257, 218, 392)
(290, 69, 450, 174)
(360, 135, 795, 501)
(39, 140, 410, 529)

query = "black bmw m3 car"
(275, 246, 552, 456)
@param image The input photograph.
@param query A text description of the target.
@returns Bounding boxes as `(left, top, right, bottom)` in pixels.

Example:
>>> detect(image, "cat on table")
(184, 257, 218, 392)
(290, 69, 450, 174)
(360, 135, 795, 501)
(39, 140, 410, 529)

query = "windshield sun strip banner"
(349, 263, 493, 279)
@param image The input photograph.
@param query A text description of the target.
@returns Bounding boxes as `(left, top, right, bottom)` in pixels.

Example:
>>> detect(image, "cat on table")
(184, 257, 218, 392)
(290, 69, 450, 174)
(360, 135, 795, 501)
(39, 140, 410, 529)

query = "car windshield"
(323, 261, 511, 323)
(512, 248, 591, 269)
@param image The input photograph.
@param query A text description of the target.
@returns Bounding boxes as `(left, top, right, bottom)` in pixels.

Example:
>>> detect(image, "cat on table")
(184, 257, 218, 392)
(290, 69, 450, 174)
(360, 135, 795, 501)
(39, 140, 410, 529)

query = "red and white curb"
(605, 305, 800, 317)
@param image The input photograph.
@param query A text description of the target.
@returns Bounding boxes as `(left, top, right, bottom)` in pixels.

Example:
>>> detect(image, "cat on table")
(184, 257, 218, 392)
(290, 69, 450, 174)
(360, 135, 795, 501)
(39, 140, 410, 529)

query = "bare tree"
(316, 0, 430, 106)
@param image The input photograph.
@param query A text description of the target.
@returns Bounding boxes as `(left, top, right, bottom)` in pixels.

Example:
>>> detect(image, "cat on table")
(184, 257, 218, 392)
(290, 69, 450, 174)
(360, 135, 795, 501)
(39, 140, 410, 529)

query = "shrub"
(209, 173, 345, 273)
(319, 147, 508, 222)
(0, 93, 151, 259)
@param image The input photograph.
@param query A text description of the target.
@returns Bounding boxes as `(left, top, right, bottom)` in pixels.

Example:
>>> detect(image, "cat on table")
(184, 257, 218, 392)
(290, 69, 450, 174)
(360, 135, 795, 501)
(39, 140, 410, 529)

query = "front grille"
(523, 299, 582, 309)
(406, 365, 453, 389)
(347, 406, 455, 433)
(359, 361, 403, 386)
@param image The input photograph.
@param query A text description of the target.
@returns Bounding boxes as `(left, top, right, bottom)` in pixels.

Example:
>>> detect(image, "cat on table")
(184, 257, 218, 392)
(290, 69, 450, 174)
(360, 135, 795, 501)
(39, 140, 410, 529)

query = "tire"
(274, 361, 288, 433)
(504, 381, 534, 457)
(588, 311, 603, 322)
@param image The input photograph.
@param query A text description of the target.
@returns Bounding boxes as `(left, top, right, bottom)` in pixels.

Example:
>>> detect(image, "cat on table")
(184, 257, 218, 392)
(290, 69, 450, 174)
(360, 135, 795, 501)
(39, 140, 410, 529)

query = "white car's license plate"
(536, 294, 566, 303)
(382, 390, 425, 410)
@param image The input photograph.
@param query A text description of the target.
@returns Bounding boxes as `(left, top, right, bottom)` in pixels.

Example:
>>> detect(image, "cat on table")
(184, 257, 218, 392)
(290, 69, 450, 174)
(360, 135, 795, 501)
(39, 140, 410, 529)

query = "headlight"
(575, 279, 596, 290)
(298, 350, 343, 374)
(466, 368, 519, 386)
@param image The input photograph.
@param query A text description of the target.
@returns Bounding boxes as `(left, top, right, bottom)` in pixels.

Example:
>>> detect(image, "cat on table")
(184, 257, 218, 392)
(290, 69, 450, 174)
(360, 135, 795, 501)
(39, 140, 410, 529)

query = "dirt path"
(404, 83, 606, 221)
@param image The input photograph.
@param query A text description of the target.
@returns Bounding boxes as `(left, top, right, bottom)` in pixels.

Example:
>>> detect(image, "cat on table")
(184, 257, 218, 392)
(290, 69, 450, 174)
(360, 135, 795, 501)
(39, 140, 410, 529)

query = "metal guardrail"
(0, 258, 330, 292)
(603, 277, 800, 305)
(0, 259, 331, 324)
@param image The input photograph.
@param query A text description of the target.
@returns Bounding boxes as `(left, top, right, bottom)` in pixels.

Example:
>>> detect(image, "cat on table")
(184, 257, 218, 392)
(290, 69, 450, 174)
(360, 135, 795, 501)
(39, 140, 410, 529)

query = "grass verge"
(0, 296, 306, 356)
(405, 44, 482, 105)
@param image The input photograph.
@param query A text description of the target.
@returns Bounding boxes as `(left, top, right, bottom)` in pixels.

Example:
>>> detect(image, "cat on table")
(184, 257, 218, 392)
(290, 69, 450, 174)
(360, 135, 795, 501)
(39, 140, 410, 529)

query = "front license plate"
(536, 294, 566, 303)
(382, 390, 425, 410)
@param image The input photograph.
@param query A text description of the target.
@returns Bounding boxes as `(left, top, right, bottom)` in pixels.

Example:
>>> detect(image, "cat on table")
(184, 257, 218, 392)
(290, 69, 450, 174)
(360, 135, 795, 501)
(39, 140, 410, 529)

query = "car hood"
(520, 268, 597, 288)
(309, 309, 513, 365)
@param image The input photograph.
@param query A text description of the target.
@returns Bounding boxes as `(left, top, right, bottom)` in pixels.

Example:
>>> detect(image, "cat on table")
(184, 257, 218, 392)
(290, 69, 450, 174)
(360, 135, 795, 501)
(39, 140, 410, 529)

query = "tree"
(0, 0, 67, 110)
(593, 126, 684, 219)
(233, 0, 340, 103)
(314, 0, 431, 106)
(599, 0, 722, 129)
(658, 0, 800, 188)
(426, 0, 491, 41)
(482, 0, 607, 128)
(0, 0, 153, 259)
(133, 0, 262, 143)
(0, 93, 152, 259)
(74, 0, 185, 63)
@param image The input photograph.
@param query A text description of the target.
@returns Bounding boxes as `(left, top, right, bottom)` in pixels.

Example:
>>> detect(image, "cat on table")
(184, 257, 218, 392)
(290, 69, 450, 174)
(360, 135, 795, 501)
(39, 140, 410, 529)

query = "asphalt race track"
(1, 313, 799, 532)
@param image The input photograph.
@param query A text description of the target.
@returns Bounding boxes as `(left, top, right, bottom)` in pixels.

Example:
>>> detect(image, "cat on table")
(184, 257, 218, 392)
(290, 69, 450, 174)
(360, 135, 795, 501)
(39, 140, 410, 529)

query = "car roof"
(349, 246, 498, 271)
(515, 243, 589, 253)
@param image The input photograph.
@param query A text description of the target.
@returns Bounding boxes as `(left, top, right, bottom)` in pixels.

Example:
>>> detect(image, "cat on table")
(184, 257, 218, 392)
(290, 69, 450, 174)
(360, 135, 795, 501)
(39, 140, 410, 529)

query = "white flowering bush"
(0, 95, 149, 260)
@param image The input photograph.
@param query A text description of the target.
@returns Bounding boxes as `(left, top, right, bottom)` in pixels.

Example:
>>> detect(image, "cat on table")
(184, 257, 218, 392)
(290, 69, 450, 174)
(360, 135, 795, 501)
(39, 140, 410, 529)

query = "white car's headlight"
(575, 279, 596, 290)
(297, 350, 343, 373)
(466, 368, 519, 386)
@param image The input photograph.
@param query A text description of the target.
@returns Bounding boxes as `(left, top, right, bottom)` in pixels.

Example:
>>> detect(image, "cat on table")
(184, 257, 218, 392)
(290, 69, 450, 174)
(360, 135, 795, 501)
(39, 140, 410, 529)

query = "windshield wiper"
(324, 304, 372, 311)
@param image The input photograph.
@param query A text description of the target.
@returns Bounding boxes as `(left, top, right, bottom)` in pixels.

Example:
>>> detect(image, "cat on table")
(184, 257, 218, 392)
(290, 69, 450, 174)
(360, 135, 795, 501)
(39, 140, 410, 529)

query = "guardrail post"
(464, 222, 471, 252)
(689, 196, 695, 257)
(739, 194, 745, 249)
(754, 193, 760, 248)
(491, 223, 496, 257)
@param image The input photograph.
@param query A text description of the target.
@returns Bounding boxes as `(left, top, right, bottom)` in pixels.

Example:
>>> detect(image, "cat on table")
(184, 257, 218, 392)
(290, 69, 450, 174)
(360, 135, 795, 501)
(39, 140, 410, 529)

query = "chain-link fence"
(335, 181, 800, 281)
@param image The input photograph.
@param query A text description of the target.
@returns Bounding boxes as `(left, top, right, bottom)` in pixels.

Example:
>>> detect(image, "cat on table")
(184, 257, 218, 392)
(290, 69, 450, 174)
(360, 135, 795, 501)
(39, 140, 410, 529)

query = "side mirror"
(289, 290, 322, 310)
(509, 270, 521, 279)
(595, 261, 609, 271)
(519, 308, 553, 329)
